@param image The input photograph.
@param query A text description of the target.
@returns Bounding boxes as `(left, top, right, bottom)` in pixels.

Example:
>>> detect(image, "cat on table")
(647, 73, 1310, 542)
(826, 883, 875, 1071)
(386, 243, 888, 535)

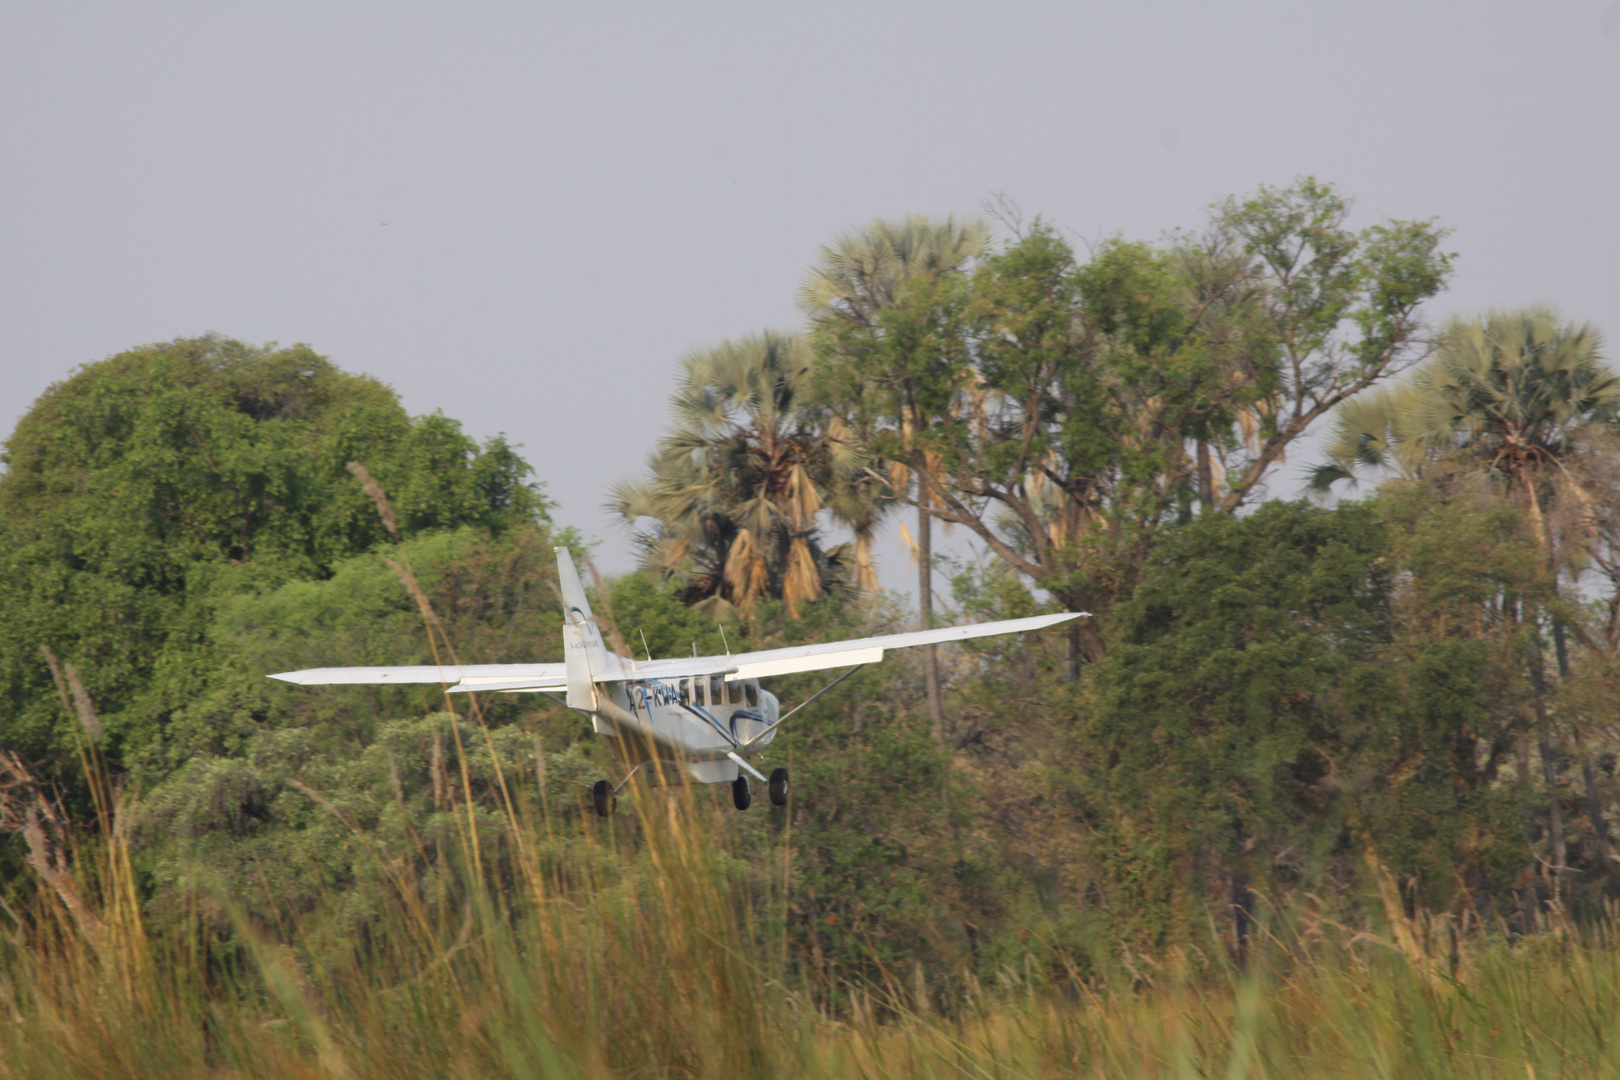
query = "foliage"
(805, 180, 1454, 668)
(1313, 307, 1615, 550)
(611, 331, 882, 616)
(800, 214, 993, 728)
(1073, 500, 1545, 948)
(8, 795, 1620, 1080)
(0, 336, 548, 786)
(1313, 308, 1620, 891)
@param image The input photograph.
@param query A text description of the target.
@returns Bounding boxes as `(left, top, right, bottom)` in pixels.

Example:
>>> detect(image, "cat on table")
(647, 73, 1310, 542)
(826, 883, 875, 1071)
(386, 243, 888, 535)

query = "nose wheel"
(591, 779, 616, 817)
(731, 774, 752, 810)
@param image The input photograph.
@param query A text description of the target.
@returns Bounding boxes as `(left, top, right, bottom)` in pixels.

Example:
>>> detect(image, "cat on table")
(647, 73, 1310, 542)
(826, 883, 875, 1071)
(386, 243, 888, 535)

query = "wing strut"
(738, 664, 864, 752)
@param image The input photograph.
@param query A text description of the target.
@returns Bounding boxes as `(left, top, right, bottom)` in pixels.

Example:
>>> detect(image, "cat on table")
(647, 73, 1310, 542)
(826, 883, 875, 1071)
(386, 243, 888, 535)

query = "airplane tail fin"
(557, 547, 614, 710)
(556, 547, 594, 622)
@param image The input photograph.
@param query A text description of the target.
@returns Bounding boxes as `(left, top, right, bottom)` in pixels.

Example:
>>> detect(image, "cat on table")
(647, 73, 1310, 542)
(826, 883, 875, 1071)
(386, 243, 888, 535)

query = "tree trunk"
(1528, 637, 1566, 882)
(1059, 588, 1107, 680)
(1554, 618, 1613, 869)
(1065, 621, 1083, 681)
(1196, 437, 1214, 514)
(918, 502, 943, 740)
(1540, 736, 1567, 884)
(1229, 866, 1252, 969)
(1583, 755, 1613, 867)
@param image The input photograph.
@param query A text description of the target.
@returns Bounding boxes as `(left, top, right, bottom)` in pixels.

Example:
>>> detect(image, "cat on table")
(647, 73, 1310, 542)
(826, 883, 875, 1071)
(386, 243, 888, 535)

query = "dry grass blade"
(580, 552, 632, 655)
(0, 749, 102, 943)
(347, 460, 400, 539)
(38, 646, 101, 741)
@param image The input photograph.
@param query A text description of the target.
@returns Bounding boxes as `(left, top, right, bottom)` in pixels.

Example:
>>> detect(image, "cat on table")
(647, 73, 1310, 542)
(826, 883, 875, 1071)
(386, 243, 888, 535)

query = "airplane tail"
(556, 547, 628, 710)
(556, 546, 594, 622)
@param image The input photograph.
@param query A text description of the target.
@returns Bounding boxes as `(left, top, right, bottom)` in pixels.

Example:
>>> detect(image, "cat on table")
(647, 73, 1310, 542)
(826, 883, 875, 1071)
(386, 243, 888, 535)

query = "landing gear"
(731, 774, 752, 811)
(768, 768, 789, 807)
(591, 779, 616, 817)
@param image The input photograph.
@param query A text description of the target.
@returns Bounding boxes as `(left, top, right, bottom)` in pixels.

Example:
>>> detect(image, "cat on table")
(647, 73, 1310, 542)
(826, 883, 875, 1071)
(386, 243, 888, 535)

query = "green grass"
(3, 783, 1619, 1079)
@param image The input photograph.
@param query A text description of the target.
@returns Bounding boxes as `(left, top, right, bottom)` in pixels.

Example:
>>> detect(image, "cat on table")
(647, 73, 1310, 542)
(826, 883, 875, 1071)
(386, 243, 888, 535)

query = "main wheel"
(768, 768, 790, 807)
(731, 774, 752, 811)
(591, 779, 616, 817)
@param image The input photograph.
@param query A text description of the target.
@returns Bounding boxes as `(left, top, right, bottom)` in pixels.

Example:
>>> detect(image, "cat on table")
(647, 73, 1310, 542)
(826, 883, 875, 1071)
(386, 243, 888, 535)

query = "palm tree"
(612, 331, 886, 617)
(1312, 308, 1616, 545)
(799, 215, 990, 732)
(1312, 307, 1618, 882)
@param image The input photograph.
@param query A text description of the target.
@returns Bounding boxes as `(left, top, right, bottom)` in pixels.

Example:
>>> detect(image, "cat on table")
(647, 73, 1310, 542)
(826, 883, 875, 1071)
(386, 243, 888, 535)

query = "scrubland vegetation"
(4, 178, 1620, 1076)
(5, 785, 1620, 1079)
(7, 777, 1620, 1080)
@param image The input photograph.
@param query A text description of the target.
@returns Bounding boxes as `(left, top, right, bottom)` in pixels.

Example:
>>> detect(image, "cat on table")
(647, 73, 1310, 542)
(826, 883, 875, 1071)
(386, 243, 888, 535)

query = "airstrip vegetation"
(4, 178, 1620, 1077)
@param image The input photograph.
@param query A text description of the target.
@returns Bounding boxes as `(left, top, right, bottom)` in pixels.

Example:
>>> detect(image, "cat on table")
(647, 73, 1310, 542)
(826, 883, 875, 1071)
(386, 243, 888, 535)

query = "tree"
(1075, 500, 1536, 950)
(809, 180, 1452, 679)
(801, 215, 990, 731)
(1312, 308, 1616, 543)
(1312, 308, 1619, 885)
(610, 331, 884, 616)
(0, 336, 548, 780)
(1207, 179, 1455, 509)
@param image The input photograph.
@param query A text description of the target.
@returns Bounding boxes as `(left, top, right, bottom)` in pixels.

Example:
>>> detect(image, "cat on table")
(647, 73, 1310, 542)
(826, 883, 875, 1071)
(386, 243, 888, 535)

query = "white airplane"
(272, 548, 1084, 815)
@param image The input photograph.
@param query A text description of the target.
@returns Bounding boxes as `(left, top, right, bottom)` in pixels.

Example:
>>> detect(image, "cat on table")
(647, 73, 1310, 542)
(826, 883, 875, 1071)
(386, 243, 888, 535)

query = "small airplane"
(272, 548, 1085, 815)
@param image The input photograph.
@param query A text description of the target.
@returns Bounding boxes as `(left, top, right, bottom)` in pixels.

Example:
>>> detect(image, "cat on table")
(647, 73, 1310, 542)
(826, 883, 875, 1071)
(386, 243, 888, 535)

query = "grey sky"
(4, 2, 1618, 588)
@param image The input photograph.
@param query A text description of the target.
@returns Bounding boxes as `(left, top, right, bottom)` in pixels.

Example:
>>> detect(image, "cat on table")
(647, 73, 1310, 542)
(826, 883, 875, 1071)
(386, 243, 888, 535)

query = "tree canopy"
(0, 336, 548, 775)
(611, 331, 881, 616)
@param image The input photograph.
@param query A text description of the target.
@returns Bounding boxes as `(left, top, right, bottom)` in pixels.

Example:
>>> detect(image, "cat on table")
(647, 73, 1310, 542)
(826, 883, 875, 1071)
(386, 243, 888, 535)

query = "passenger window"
(709, 676, 724, 706)
(744, 681, 758, 708)
(678, 679, 690, 706)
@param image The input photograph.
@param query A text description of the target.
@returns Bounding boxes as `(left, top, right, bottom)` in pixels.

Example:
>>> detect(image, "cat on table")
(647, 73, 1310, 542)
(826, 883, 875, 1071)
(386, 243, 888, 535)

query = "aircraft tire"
(592, 779, 616, 817)
(731, 774, 752, 811)
(768, 768, 789, 807)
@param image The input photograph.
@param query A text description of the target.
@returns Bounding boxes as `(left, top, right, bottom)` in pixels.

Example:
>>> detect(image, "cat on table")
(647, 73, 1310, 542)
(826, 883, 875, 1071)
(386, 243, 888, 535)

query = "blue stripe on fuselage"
(626, 680, 739, 747)
(680, 702, 736, 746)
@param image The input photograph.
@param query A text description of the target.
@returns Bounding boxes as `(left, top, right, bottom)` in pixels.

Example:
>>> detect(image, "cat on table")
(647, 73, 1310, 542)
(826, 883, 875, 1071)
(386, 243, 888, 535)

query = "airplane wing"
(574, 611, 1083, 683)
(269, 663, 567, 688)
(269, 612, 1084, 692)
(714, 611, 1084, 679)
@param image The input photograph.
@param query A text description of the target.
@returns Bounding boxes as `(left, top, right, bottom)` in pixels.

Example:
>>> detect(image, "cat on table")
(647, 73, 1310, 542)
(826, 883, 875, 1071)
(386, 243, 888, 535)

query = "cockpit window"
(744, 680, 758, 708)
(709, 676, 724, 706)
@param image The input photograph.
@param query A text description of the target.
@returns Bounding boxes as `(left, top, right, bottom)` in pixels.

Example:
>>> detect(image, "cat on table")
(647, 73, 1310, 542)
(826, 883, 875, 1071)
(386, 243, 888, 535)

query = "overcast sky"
(4, 2, 1618, 587)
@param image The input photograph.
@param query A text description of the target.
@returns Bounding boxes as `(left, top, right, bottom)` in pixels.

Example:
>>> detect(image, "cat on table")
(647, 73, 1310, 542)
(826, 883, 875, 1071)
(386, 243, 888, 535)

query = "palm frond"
(613, 327, 894, 607)
(799, 215, 990, 321)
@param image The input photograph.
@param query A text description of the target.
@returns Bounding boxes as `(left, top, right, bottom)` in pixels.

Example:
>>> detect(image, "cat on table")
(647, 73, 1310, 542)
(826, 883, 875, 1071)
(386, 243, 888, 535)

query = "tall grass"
(3, 769, 1620, 1080)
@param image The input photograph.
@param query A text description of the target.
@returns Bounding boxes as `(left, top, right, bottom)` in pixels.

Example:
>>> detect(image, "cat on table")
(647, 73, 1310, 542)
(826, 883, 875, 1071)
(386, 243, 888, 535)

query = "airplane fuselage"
(583, 674, 781, 785)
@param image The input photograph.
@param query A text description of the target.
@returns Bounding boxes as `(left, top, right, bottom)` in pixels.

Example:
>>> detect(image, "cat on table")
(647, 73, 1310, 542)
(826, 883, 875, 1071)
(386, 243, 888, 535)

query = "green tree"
(1312, 308, 1616, 544)
(1312, 308, 1619, 883)
(0, 336, 548, 781)
(800, 214, 990, 730)
(1075, 499, 1535, 949)
(809, 181, 1452, 679)
(610, 331, 884, 616)
(1207, 178, 1455, 509)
